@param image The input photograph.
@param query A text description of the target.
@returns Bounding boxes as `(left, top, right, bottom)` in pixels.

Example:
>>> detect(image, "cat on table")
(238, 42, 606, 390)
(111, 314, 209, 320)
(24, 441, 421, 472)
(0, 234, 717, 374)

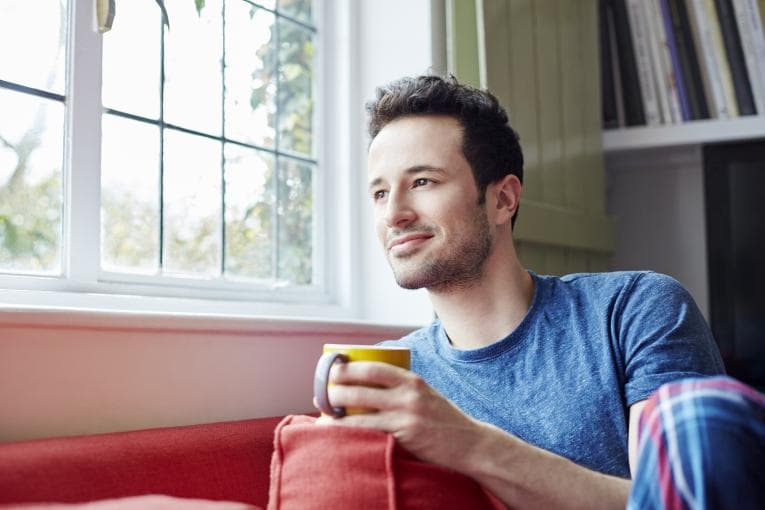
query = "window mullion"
(273, 13, 281, 281)
(221, 0, 227, 277)
(65, 1, 104, 285)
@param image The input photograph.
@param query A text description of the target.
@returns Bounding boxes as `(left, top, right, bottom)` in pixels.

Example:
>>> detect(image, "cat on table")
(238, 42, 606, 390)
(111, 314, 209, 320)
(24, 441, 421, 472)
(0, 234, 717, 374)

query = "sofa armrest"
(0, 417, 283, 507)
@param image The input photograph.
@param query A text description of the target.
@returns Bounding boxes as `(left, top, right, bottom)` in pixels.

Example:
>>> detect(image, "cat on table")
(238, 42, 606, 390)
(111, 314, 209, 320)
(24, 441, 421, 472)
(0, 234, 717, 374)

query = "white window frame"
(0, 0, 363, 319)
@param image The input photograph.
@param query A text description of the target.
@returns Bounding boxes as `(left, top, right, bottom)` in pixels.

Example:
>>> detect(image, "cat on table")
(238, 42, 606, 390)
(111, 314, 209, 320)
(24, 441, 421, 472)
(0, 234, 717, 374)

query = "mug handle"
(313, 352, 350, 418)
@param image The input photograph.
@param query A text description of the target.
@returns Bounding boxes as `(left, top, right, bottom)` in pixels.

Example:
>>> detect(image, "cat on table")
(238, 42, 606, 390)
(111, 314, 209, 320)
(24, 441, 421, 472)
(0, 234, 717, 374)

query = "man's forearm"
(461, 422, 631, 510)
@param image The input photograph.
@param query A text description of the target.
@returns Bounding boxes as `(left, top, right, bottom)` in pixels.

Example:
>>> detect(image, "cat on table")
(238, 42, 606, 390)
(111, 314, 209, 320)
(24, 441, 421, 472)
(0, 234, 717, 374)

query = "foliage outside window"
(0, 0, 318, 294)
(0, 1, 67, 274)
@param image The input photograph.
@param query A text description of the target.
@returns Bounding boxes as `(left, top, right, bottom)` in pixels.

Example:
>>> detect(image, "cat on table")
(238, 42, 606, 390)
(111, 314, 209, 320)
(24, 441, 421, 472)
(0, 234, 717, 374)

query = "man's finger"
(320, 409, 401, 434)
(327, 383, 397, 412)
(329, 360, 412, 387)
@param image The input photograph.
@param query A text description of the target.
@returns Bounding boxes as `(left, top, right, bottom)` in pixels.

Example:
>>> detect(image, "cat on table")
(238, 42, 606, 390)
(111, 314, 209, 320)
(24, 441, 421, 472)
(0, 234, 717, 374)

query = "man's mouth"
(388, 232, 434, 256)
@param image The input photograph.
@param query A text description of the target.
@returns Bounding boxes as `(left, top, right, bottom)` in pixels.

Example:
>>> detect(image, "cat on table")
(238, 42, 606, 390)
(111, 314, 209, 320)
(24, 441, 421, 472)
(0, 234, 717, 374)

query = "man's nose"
(384, 192, 416, 228)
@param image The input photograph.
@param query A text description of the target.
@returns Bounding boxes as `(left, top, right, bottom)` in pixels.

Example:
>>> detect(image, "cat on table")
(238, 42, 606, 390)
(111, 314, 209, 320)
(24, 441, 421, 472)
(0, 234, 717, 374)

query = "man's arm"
(628, 399, 648, 473)
(321, 361, 638, 510)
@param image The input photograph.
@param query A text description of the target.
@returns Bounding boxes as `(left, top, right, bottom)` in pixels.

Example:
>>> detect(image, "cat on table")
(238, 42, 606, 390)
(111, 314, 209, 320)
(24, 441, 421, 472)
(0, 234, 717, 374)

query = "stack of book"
(601, 0, 765, 128)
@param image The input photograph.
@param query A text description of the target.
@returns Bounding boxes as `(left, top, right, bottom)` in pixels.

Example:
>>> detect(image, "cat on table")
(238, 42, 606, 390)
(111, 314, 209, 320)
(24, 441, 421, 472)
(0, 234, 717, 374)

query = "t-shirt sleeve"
(616, 272, 725, 406)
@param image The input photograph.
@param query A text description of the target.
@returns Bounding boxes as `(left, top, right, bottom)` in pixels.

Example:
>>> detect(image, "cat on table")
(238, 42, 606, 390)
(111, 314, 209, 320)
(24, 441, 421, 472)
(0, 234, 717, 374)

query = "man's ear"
(489, 174, 522, 226)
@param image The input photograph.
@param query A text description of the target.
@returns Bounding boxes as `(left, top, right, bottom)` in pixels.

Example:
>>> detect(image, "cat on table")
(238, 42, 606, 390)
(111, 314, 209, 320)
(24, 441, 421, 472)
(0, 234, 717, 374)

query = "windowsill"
(0, 289, 424, 336)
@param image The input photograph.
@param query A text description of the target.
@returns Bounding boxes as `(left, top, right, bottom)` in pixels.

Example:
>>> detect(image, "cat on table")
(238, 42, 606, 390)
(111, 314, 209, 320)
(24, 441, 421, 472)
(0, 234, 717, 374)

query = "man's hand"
(315, 360, 632, 510)
(315, 360, 486, 471)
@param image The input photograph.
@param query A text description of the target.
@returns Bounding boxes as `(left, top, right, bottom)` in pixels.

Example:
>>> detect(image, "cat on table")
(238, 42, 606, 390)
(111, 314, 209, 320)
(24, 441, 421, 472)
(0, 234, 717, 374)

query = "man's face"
(367, 115, 493, 292)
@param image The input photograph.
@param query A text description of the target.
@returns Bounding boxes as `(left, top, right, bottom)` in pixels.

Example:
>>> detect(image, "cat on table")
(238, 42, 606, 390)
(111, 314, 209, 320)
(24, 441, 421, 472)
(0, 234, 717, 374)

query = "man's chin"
(390, 267, 427, 290)
(391, 267, 438, 290)
(394, 278, 428, 290)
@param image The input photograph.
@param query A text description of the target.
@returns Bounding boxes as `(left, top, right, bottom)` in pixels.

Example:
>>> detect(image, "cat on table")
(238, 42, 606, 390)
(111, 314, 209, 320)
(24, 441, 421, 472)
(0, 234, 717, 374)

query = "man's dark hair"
(366, 75, 524, 227)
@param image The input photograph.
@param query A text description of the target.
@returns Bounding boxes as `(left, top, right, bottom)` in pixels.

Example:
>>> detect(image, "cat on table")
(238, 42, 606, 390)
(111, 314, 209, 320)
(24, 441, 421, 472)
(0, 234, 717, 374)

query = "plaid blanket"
(627, 376, 765, 510)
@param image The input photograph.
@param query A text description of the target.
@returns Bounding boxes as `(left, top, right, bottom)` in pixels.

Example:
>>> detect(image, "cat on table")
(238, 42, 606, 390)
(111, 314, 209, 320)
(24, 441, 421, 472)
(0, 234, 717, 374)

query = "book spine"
(671, 0, 711, 118)
(651, 0, 685, 122)
(659, 0, 692, 120)
(734, 0, 765, 113)
(704, 0, 740, 116)
(642, 0, 673, 122)
(627, 0, 662, 124)
(716, 0, 757, 115)
(611, 0, 647, 125)
(686, 0, 730, 117)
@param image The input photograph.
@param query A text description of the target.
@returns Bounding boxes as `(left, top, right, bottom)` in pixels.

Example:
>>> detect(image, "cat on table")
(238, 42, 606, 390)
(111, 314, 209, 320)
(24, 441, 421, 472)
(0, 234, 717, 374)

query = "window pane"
(164, 0, 223, 135)
(250, 0, 277, 10)
(278, 0, 312, 24)
(0, 0, 67, 94)
(101, 115, 160, 274)
(277, 158, 313, 285)
(277, 19, 314, 156)
(224, 144, 274, 279)
(102, 0, 161, 118)
(163, 129, 221, 276)
(225, 2, 276, 148)
(0, 90, 63, 273)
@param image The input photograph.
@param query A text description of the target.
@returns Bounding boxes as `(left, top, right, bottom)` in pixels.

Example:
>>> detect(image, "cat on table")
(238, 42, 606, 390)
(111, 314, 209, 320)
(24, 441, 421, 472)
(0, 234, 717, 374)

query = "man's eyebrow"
(405, 165, 447, 176)
(368, 165, 447, 190)
(368, 176, 384, 190)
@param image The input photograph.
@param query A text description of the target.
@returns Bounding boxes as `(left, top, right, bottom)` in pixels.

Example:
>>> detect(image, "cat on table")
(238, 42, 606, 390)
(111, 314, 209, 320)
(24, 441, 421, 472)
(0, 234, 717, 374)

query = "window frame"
(0, 0, 359, 317)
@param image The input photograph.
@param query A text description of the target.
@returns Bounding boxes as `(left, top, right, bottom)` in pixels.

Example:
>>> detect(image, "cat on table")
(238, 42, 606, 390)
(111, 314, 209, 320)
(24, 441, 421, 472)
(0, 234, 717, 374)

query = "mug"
(313, 343, 411, 417)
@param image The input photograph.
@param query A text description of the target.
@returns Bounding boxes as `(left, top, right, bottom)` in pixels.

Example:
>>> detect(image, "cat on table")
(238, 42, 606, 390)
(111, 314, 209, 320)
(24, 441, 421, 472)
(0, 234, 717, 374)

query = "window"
(1, 0, 327, 306)
(0, 0, 67, 275)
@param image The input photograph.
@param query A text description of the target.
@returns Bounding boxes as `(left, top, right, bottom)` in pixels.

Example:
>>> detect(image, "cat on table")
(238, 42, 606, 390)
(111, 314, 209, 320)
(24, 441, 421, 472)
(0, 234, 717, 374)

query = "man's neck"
(428, 249, 534, 350)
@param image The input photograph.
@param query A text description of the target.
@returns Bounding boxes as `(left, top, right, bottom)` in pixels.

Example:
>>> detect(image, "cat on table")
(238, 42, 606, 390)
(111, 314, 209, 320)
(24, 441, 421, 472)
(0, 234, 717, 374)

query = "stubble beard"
(388, 204, 493, 294)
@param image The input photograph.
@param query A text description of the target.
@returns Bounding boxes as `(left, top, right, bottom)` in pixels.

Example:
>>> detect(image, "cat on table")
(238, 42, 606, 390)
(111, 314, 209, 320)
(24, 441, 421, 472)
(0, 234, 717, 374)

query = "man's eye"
(413, 178, 431, 187)
(373, 190, 387, 201)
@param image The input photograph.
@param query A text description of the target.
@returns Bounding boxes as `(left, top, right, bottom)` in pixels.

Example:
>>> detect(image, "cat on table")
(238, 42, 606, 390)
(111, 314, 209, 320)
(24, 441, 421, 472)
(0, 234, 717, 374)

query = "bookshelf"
(600, 0, 765, 153)
(603, 113, 765, 151)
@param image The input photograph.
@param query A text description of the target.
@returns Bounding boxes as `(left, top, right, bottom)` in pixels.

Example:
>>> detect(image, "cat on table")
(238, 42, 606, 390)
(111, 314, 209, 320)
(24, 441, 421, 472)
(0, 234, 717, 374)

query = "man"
(317, 75, 729, 508)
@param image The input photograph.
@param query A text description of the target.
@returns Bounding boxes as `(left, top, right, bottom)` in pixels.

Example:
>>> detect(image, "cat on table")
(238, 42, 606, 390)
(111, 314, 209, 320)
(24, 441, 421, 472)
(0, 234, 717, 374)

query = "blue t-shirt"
(380, 271, 725, 477)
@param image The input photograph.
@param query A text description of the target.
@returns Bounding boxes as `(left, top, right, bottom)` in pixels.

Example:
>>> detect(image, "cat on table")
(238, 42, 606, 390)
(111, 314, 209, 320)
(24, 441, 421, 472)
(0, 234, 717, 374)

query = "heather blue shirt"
(380, 271, 725, 477)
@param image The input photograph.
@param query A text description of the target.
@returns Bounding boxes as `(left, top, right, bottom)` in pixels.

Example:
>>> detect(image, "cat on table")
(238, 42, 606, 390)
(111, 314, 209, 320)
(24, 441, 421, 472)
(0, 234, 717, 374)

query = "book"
(646, 0, 684, 122)
(642, 0, 673, 123)
(626, 0, 661, 124)
(733, 0, 765, 113)
(612, 0, 648, 125)
(659, 0, 692, 120)
(686, 0, 733, 117)
(716, 0, 757, 115)
(704, 0, 740, 116)
(669, 0, 711, 119)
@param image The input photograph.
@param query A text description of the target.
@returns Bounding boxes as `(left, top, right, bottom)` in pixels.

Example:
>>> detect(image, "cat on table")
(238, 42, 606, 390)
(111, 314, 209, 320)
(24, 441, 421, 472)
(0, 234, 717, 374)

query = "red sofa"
(0, 416, 283, 508)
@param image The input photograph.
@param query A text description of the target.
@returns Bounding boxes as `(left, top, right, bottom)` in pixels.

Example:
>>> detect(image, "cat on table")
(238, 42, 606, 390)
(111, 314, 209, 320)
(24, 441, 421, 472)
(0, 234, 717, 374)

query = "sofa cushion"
(268, 415, 506, 510)
(0, 417, 283, 508)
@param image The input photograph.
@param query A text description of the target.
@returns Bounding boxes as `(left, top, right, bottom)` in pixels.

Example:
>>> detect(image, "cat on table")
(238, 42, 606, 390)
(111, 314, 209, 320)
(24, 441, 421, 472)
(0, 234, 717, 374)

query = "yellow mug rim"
(322, 343, 410, 350)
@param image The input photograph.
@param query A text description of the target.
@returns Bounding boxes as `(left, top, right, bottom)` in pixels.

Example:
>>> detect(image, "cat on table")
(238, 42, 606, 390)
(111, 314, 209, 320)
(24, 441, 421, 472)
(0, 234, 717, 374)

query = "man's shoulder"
(556, 269, 649, 285)
(547, 270, 681, 295)
(535, 270, 690, 311)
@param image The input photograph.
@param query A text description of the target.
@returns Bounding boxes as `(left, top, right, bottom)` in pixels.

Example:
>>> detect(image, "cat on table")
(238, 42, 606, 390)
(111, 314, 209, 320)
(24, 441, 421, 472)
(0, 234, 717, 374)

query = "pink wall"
(0, 310, 415, 443)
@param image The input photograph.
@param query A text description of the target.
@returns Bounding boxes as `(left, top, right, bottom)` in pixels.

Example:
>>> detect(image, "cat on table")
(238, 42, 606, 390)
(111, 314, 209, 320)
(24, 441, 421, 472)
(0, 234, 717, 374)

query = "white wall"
(354, 0, 439, 325)
(605, 145, 709, 319)
(0, 310, 415, 443)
